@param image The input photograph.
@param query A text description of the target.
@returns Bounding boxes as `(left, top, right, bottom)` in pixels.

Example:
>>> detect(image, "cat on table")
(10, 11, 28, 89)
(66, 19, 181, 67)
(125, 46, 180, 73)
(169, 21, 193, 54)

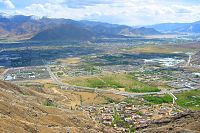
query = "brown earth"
(1, 80, 199, 133)
(192, 51, 200, 65)
(0, 80, 116, 133)
(138, 111, 200, 133)
(0, 68, 5, 74)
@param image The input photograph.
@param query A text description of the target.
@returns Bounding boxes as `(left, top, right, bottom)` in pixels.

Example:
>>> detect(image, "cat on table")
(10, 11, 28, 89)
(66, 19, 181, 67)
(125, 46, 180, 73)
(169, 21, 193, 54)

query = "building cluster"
(82, 101, 181, 131)
(51, 64, 101, 77)
(167, 71, 200, 89)
(4, 66, 50, 81)
(134, 68, 200, 90)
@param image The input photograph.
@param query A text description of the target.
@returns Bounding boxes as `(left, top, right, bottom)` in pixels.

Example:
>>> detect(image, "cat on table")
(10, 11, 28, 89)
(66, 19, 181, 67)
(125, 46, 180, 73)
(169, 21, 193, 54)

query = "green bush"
(43, 98, 57, 107)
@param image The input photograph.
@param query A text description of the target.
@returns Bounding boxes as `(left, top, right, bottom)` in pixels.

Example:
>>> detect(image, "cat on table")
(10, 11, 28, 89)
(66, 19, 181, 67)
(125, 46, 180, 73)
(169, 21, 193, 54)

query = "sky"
(1, 0, 200, 25)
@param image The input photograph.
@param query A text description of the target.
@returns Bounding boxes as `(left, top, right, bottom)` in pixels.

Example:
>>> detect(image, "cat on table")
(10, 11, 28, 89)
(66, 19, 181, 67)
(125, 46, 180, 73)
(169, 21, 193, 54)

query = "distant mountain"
(149, 21, 200, 33)
(31, 24, 95, 41)
(130, 27, 161, 35)
(31, 24, 161, 41)
(80, 20, 160, 36)
(0, 14, 161, 41)
(0, 15, 74, 37)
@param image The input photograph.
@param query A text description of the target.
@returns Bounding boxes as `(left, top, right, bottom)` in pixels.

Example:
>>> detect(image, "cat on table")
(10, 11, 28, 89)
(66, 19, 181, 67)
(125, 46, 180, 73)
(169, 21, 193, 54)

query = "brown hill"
(31, 24, 95, 41)
(0, 81, 115, 133)
(1, 80, 199, 133)
(192, 51, 200, 65)
(138, 111, 200, 133)
(0, 14, 161, 41)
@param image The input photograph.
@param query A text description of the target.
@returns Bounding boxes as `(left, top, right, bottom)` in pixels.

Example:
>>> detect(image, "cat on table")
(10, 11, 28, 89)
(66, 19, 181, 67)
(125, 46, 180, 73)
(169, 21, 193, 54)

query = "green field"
(66, 73, 160, 93)
(143, 95, 173, 104)
(142, 90, 200, 110)
(176, 90, 200, 110)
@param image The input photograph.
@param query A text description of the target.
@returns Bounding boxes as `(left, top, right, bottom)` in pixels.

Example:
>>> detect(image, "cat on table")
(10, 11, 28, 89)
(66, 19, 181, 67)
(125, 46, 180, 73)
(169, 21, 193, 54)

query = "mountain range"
(148, 21, 200, 33)
(1, 14, 200, 41)
(0, 14, 160, 41)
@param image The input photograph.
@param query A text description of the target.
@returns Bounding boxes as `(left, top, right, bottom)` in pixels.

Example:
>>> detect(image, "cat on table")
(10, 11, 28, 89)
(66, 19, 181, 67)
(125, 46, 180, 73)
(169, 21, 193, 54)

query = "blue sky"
(1, 0, 200, 25)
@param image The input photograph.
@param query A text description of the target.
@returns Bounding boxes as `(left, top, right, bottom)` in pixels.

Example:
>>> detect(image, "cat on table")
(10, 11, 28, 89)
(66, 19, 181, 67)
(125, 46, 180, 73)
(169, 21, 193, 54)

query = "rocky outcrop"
(192, 51, 200, 65)
(138, 111, 200, 133)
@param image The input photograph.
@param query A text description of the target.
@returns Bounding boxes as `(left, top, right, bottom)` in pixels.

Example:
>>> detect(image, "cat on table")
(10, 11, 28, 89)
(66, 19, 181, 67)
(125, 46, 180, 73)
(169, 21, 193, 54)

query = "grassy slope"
(0, 80, 116, 133)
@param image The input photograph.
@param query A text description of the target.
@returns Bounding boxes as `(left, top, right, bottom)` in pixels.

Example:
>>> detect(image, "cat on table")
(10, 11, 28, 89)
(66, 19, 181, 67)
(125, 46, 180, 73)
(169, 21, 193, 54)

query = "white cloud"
(0, 0, 15, 9)
(12, 0, 200, 25)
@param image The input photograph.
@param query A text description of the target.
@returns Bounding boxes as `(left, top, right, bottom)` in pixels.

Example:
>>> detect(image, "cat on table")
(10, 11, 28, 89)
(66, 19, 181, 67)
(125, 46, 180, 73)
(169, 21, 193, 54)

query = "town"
(81, 99, 184, 132)
(0, 36, 200, 132)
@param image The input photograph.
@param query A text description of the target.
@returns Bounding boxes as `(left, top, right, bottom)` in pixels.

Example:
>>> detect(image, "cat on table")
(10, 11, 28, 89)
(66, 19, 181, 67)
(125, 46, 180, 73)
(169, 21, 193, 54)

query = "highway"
(45, 64, 164, 96)
(168, 92, 177, 104)
(45, 64, 199, 98)
(0, 63, 198, 98)
(1, 58, 197, 98)
(185, 52, 195, 67)
(186, 54, 192, 67)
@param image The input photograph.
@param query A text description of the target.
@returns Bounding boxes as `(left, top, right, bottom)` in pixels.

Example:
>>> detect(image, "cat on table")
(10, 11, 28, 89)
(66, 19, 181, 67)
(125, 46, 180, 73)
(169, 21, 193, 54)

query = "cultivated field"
(126, 45, 198, 54)
(57, 57, 81, 65)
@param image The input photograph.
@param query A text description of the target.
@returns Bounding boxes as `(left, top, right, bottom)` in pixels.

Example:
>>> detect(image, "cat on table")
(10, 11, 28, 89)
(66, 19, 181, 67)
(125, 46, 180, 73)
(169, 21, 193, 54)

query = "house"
(102, 121, 112, 126)
(124, 117, 133, 123)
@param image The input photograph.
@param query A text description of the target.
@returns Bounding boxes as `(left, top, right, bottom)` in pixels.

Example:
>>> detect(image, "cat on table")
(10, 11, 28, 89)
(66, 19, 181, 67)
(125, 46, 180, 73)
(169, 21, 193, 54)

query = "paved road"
(45, 64, 199, 98)
(186, 54, 192, 67)
(45, 64, 163, 96)
(1, 63, 199, 98)
(2, 58, 197, 98)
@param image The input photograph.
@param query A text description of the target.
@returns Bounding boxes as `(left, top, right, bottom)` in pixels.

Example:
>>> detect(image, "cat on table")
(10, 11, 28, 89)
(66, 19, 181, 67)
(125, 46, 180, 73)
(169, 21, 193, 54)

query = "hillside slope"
(0, 81, 114, 133)
(139, 111, 200, 133)
(149, 21, 200, 33)
(31, 24, 95, 41)
(192, 51, 200, 65)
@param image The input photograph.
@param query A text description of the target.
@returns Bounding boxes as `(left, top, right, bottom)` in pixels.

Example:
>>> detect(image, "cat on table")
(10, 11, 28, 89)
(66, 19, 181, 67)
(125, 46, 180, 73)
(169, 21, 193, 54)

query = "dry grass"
(0, 68, 5, 74)
(57, 57, 81, 64)
(42, 82, 124, 107)
(184, 67, 200, 72)
(127, 45, 196, 54)
(31, 79, 53, 84)
(0, 80, 116, 132)
(72, 91, 125, 105)
(72, 91, 106, 105)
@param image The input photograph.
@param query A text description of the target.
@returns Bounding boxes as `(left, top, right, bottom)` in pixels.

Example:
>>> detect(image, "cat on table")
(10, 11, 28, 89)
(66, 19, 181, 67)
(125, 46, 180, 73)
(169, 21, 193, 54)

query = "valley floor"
(0, 36, 200, 132)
